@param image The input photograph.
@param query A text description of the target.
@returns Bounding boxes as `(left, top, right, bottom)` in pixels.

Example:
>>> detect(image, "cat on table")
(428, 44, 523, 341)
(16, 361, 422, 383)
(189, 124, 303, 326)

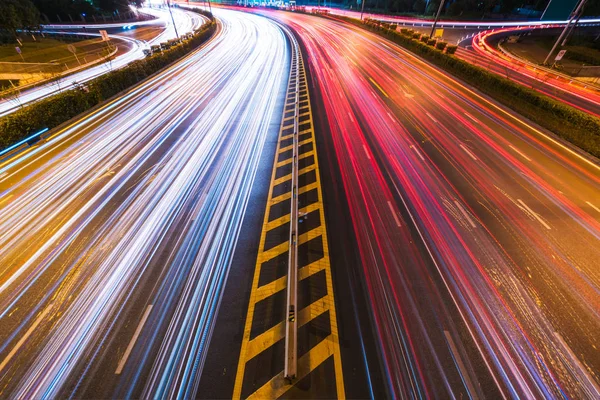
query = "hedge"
(0, 9, 216, 151)
(339, 15, 600, 158)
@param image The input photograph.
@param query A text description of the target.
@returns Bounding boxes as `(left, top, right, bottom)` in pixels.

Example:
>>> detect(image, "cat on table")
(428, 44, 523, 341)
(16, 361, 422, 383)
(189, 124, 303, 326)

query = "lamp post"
(429, 0, 446, 39)
(166, 0, 180, 39)
(360, 0, 365, 21)
(543, 0, 587, 65)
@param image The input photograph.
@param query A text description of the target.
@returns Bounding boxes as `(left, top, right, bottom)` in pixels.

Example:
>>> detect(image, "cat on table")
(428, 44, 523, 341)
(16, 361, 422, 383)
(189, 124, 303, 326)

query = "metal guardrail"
(284, 29, 301, 382)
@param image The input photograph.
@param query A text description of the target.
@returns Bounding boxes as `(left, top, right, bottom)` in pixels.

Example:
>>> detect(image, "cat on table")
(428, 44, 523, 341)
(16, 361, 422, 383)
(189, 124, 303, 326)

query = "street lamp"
(360, 0, 365, 21)
(429, 0, 447, 39)
(166, 0, 180, 39)
(543, 0, 588, 65)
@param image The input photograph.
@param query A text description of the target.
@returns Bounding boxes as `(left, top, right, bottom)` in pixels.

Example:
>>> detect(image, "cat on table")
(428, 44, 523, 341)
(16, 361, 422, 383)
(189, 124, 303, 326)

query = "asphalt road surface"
(0, 9, 288, 399)
(262, 10, 600, 399)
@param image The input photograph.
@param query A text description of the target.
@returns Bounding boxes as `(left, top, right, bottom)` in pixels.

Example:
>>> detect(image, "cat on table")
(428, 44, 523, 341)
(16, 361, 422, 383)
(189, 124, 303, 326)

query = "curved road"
(0, 7, 205, 117)
(459, 27, 600, 117)
(0, 9, 288, 399)
(264, 10, 600, 399)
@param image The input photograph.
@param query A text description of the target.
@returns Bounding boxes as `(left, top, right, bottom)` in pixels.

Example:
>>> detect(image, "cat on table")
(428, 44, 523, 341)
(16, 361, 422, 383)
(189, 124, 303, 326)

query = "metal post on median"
(430, 0, 447, 39)
(284, 43, 300, 383)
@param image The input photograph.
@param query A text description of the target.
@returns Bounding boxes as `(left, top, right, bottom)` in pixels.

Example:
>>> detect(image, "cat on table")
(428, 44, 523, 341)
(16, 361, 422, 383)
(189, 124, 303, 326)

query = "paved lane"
(264, 11, 600, 399)
(0, 9, 288, 399)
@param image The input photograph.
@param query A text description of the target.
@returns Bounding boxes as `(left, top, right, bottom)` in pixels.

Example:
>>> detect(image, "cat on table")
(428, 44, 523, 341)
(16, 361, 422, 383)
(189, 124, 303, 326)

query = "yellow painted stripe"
(247, 337, 336, 400)
(233, 45, 345, 400)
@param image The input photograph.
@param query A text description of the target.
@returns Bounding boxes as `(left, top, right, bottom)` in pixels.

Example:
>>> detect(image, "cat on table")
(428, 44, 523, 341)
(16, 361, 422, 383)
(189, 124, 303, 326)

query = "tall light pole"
(429, 0, 446, 39)
(360, 0, 365, 21)
(543, 0, 588, 65)
(166, 0, 179, 39)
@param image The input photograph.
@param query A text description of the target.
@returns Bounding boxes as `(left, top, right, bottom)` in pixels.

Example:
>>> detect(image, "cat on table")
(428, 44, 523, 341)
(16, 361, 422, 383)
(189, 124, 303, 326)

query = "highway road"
(261, 10, 600, 399)
(0, 7, 204, 117)
(458, 27, 600, 117)
(0, 8, 288, 399)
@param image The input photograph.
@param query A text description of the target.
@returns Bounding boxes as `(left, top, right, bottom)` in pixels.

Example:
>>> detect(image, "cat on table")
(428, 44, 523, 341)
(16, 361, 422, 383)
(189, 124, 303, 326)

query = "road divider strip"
(233, 30, 345, 400)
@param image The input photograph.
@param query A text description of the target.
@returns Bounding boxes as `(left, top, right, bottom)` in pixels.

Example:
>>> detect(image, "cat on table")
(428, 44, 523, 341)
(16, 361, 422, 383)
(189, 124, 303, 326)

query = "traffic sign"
(555, 49, 567, 61)
(434, 28, 444, 38)
(15, 47, 21, 54)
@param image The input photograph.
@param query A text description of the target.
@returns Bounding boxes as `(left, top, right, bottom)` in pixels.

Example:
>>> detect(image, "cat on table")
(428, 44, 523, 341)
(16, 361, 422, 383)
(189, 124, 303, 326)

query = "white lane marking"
(387, 201, 402, 227)
(0, 172, 6, 181)
(444, 331, 480, 400)
(363, 145, 371, 160)
(115, 304, 153, 374)
(517, 199, 551, 230)
(509, 145, 532, 162)
(454, 200, 477, 228)
(554, 332, 600, 397)
(426, 112, 438, 123)
(464, 112, 479, 124)
(348, 112, 354, 123)
(586, 201, 600, 214)
(460, 144, 478, 161)
(410, 145, 425, 161)
(0, 304, 53, 373)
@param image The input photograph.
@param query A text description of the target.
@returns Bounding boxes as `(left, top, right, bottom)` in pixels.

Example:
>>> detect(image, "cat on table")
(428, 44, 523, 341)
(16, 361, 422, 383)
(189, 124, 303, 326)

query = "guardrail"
(281, 25, 301, 382)
(0, 127, 48, 162)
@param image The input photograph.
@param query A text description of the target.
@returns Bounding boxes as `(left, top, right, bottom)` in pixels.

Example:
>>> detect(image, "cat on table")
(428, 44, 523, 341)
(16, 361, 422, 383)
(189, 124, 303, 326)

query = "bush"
(323, 14, 600, 158)
(0, 16, 216, 151)
(446, 44, 458, 54)
(420, 35, 428, 43)
(412, 32, 421, 39)
(427, 38, 437, 46)
(436, 41, 447, 51)
(389, 24, 397, 31)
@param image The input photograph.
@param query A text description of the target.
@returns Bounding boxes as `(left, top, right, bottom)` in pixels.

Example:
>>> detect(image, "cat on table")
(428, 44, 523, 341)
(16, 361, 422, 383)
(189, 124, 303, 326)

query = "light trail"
(262, 10, 600, 398)
(303, 6, 600, 28)
(0, 7, 205, 117)
(0, 9, 288, 398)
(459, 26, 600, 117)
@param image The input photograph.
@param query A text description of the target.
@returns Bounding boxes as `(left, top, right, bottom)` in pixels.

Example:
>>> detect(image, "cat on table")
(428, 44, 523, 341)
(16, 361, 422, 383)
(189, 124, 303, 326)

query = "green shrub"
(420, 35, 428, 43)
(0, 18, 216, 151)
(446, 44, 458, 54)
(389, 24, 397, 31)
(436, 41, 447, 51)
(412, 32, 421, 39)
(427, 38, 437, 46)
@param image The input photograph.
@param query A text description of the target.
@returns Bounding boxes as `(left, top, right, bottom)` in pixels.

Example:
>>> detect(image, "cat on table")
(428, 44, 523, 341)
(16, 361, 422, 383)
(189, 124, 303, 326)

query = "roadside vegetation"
(0, 10, 215, 151)
(334, 16, 600, 158)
